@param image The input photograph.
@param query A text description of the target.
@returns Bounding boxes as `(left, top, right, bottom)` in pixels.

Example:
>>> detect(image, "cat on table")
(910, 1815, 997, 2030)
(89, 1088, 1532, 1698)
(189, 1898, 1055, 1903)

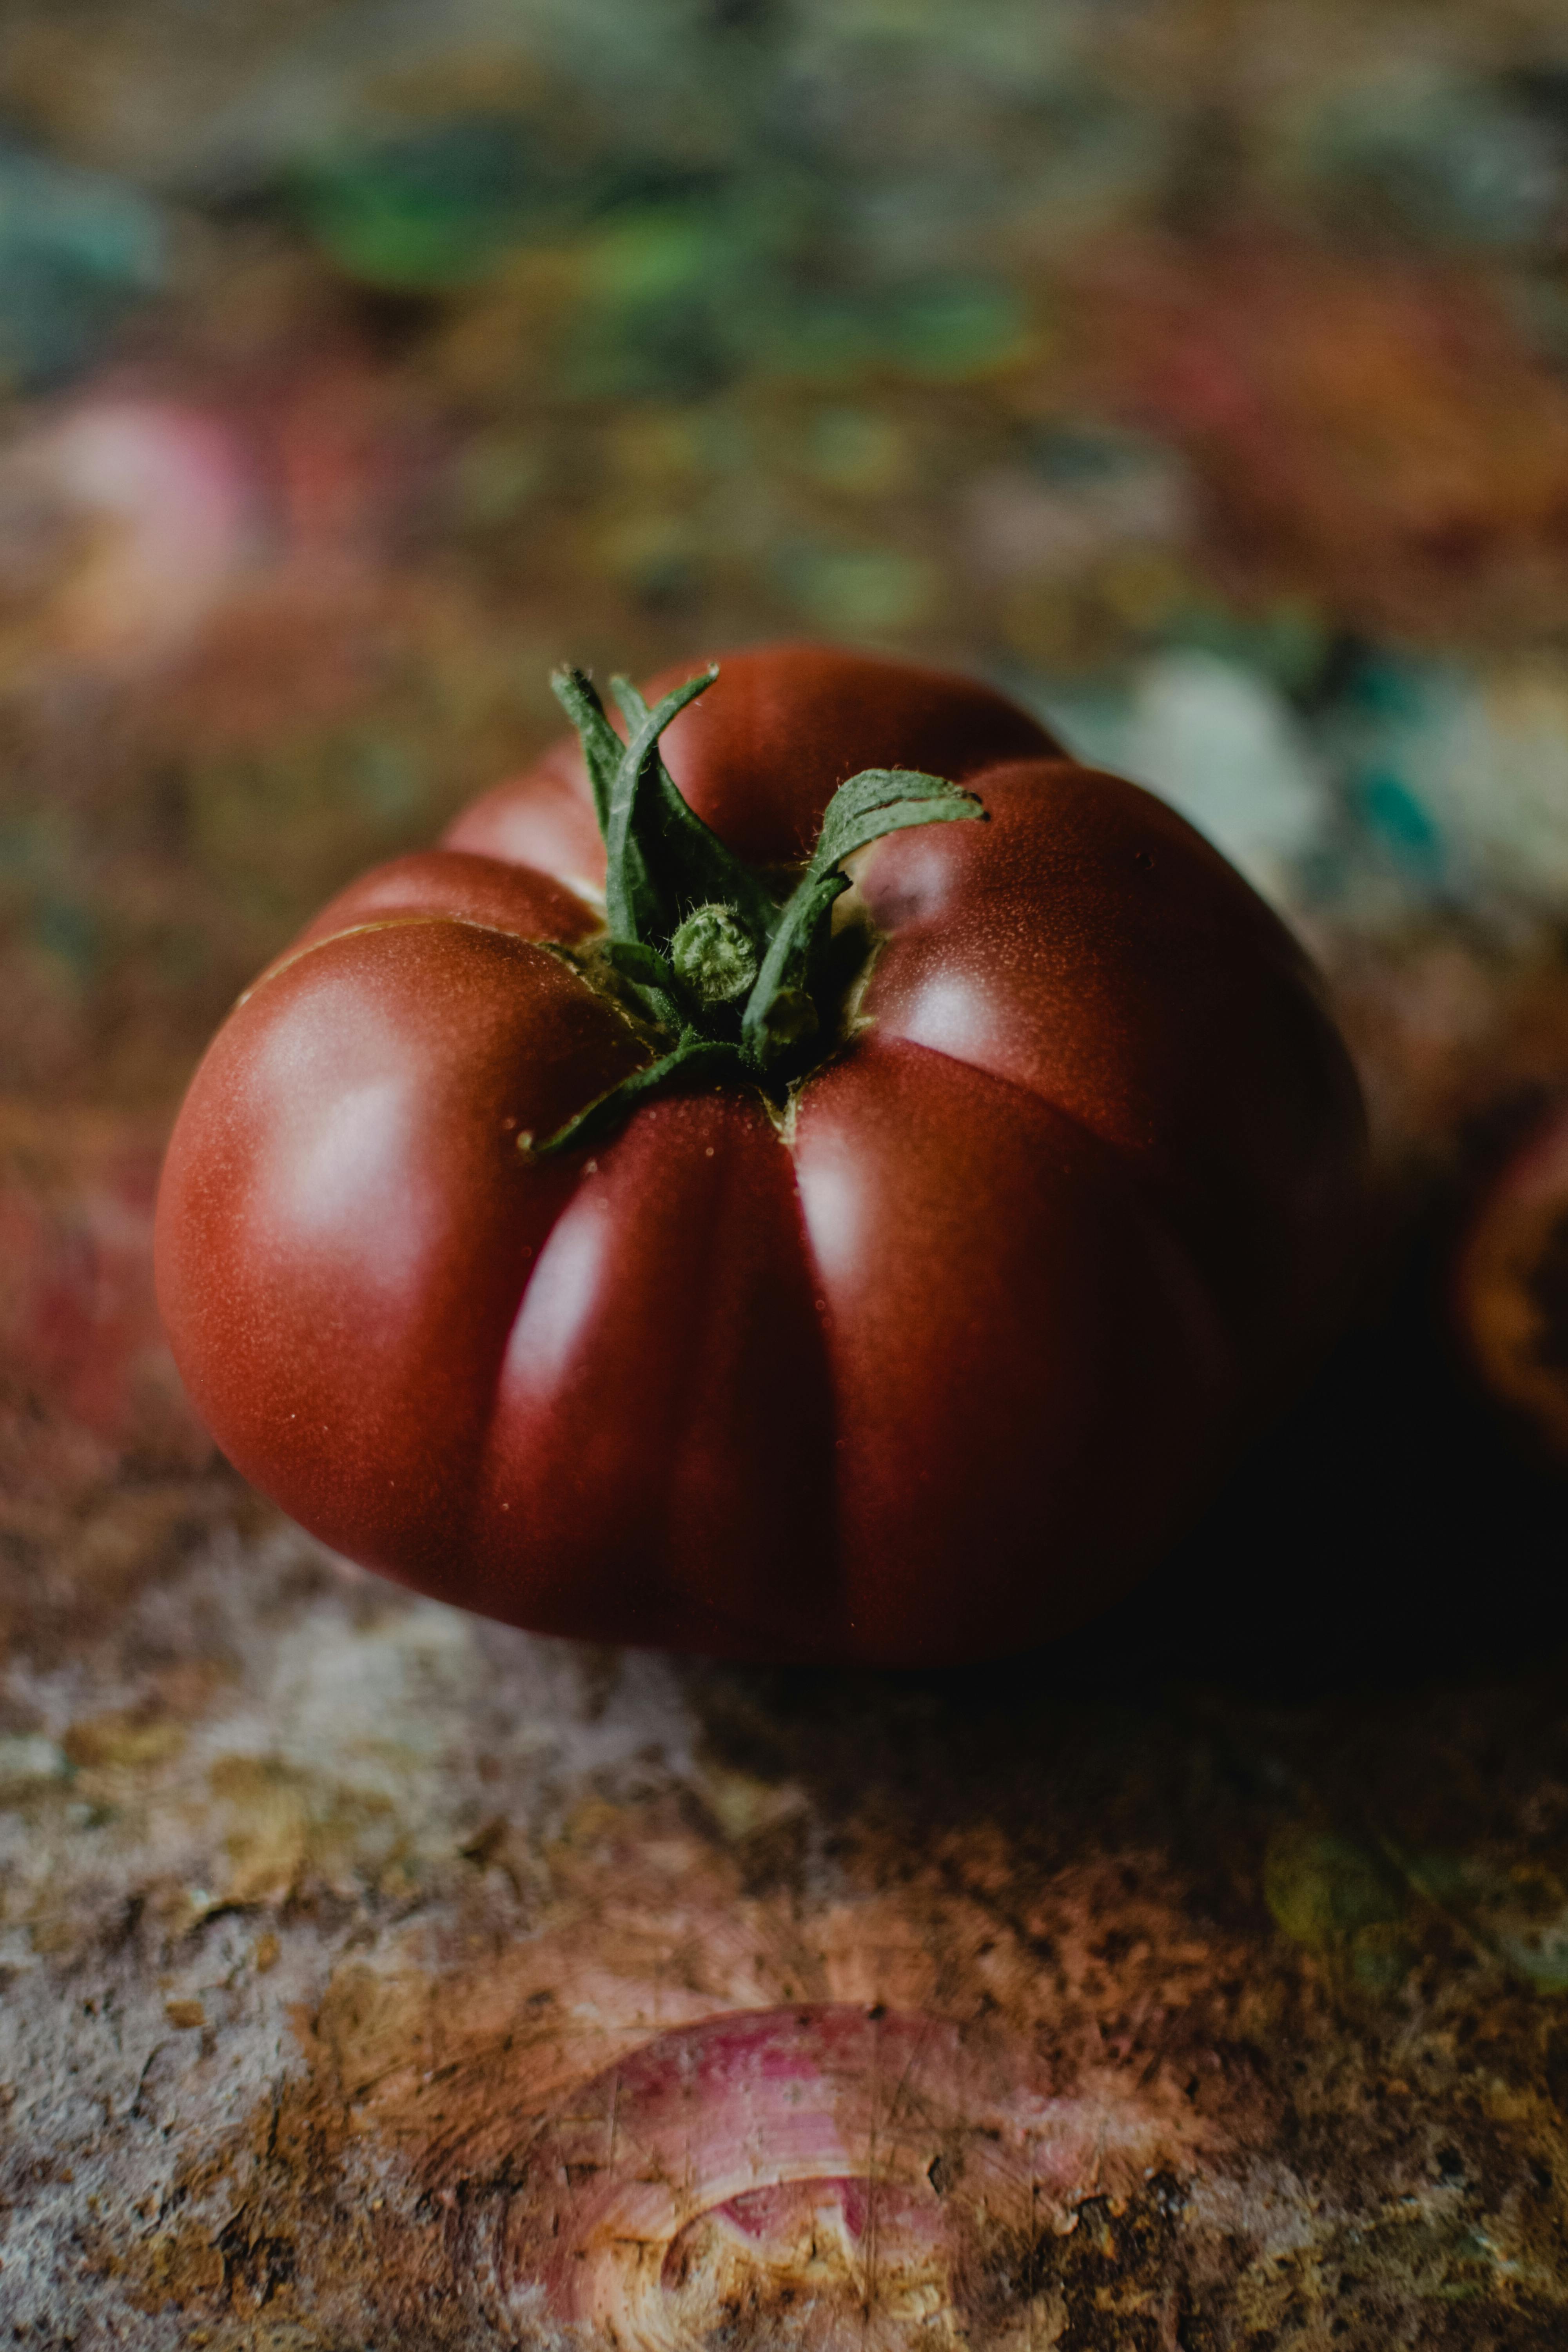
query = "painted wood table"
(6, 0, 1568, 2337)
(3, 1094, 1567, 2350)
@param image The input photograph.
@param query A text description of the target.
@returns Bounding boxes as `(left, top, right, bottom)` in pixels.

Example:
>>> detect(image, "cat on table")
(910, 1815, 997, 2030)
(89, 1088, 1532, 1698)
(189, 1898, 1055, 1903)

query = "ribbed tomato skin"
(155, 646, 1366, 1664)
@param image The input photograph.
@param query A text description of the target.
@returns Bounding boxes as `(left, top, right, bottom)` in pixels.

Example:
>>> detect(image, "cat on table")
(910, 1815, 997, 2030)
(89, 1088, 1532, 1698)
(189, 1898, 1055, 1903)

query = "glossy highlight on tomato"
(154, 644, 1367, 1665)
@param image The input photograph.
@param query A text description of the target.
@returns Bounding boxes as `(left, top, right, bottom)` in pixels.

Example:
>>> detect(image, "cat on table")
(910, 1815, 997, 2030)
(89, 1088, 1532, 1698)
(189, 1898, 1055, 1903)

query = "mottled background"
(5, 2, 1568, 2344)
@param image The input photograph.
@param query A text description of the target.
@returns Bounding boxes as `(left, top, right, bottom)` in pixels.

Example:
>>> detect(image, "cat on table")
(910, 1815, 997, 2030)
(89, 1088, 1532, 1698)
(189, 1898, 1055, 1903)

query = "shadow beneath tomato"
(683, 1191, 1567, 1840)
(1104, 1202, 1567, 1704)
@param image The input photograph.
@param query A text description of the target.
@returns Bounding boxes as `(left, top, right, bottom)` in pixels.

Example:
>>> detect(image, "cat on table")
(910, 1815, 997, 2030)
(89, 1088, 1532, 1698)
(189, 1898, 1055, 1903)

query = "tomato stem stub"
(536, 663, 986, 1154)
(669, 904, 759, 1005)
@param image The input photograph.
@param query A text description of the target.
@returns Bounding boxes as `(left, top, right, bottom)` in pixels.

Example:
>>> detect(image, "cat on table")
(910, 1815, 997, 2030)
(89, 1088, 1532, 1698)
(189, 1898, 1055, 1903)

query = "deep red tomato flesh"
(156, 644, 1366, 1664)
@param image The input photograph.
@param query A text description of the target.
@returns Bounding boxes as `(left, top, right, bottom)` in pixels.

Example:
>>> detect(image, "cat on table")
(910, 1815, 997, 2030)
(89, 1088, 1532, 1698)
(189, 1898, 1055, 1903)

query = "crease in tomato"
(535, 664, 987, 1156)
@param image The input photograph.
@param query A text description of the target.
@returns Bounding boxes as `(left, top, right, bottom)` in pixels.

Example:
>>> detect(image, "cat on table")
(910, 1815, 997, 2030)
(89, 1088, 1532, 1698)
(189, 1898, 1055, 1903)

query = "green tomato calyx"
(536, 662, 986, 1156)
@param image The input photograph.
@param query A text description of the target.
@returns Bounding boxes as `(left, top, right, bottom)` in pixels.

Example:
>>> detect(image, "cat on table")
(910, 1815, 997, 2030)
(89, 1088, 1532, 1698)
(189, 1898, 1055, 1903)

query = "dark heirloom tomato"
(156, 644, 1366, 1665)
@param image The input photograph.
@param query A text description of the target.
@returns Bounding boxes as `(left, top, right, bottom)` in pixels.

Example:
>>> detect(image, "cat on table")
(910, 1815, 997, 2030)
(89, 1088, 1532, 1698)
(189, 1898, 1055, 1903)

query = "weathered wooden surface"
(5, 4, 1568, 2333)
(4, 1094, 1568, 2346)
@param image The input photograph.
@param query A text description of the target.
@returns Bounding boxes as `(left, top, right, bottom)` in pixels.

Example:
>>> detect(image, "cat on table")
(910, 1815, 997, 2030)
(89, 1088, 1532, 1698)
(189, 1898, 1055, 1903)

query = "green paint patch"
(583, 206, 737, 307)
(1363, 2208, 1501, 2304)
(1161, 597, 1332, 695)
(296, 120, 559, 290)
(801, 407, 907, 494)
(775, 544, 939, 630)
(881, 276, 1033, 380)
(1264, 1824, 1407, 1953)
(1354, 769, 1443, 864)
(1407, 1851, 1568, 1993)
